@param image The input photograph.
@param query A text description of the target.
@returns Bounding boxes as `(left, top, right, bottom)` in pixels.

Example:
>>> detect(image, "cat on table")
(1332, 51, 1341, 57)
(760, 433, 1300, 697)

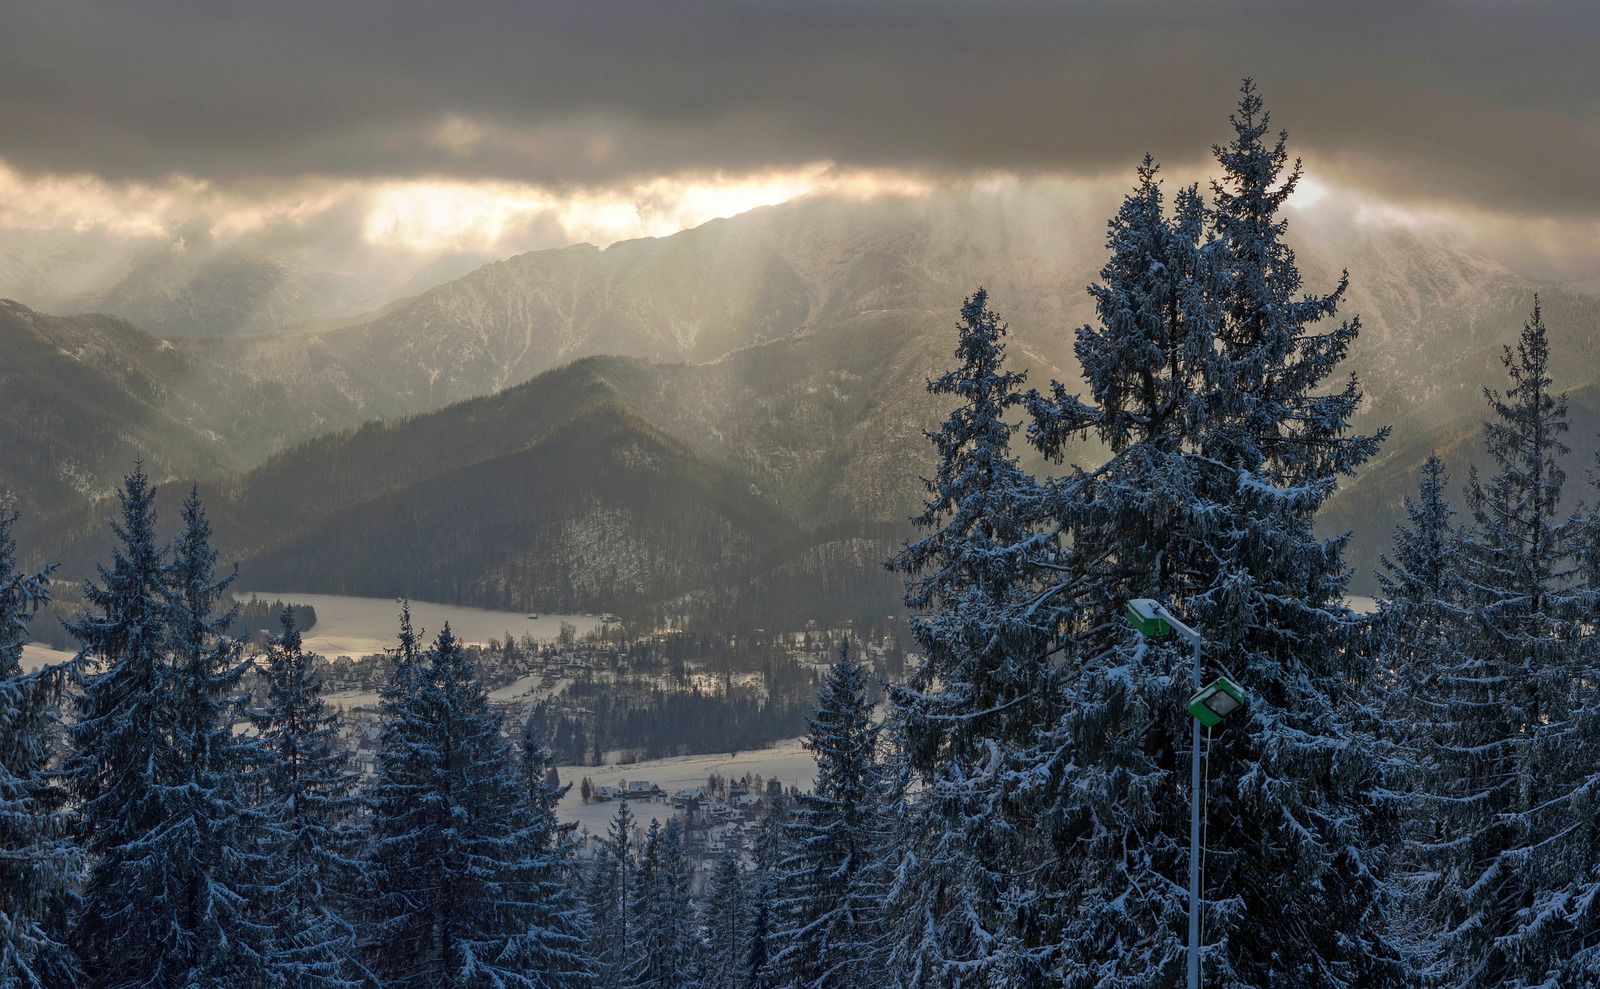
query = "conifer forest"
(8, 84, 1600, 989)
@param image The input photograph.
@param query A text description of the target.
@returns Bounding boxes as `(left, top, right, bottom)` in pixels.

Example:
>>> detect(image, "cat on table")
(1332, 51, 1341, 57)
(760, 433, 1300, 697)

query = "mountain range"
(9, 183, 1600, 625)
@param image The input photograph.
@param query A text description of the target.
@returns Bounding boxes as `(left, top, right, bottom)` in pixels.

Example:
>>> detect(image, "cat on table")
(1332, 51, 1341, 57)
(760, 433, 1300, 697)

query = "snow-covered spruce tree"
(161, 487, 268, 985)
(61, 466, 171, 985)
(1371, 454, 1464, 677)
(700, 847, 747, 989)
(1015, 155, 1220, 988)
(1368, 454, 1466, 764)
(773, 639, 885, 989)
(1369, 455, 1466, 761)
(517, 710, 593, 987)
(364, 622, 569, 989)
(244, 607, 365, 989)
(1416, 298, 1600, 987)
(1366, 455, 1468, 970)
(627, 817, 699, 989)
(0, 513, 79, 989)
(63, 468, 262, 988)
(585, 800, 637, 989)
(741, 804, 785, 989)
(1019, 82, 1403, 988)
(884, 288, 1060, 987)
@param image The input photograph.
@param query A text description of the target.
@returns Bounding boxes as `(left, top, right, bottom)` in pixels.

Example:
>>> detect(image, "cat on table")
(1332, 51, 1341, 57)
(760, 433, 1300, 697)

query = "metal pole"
(1188, 634, 1201, 989)
(1153, 604, 1204, 989)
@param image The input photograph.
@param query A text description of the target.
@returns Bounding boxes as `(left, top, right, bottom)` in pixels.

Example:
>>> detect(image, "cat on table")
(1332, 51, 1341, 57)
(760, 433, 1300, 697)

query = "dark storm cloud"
(4, 0, 1597, 214)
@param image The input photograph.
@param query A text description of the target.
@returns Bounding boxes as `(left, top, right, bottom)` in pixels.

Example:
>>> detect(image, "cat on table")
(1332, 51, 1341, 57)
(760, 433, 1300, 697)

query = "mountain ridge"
(12, 187, 1600, 613)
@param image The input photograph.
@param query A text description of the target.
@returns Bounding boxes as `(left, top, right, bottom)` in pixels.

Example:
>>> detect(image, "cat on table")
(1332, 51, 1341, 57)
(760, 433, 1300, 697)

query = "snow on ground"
(555, 738, 819, 836)
(20, 643, 75, 673)
(237, 591, 597, 659)
(322, 688, 384, 711)
(489, 674, 572, 703)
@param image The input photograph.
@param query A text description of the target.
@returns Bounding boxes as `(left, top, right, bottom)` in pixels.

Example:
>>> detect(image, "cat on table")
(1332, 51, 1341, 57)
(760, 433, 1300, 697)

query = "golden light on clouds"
(0, 154, 1594, 281)
(358, 164, 933, 254)
(0, 158, 934, 261)
(0, 161, 367, 242)
(0, 163, 214, 239)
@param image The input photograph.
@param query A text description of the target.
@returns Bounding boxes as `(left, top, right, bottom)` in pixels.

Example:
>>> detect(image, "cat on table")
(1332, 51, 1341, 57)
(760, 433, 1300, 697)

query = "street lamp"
(1124, 598, 1245, 989)
(1189, 677, 1245, 728)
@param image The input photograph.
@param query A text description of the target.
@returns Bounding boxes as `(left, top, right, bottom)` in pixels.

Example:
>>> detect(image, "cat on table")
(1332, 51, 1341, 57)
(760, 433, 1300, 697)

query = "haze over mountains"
(7, 182, 1599, 621)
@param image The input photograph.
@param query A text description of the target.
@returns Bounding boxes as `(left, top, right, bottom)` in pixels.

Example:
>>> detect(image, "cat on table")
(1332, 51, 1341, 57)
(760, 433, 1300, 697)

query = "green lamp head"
(1125, 598, 1172, 637)
(1188, 677, 1246, 728)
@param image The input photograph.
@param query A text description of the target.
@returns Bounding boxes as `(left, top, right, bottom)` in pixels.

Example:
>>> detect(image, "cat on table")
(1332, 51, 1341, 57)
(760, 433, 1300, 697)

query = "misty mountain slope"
(0, 226, 405, 338)
(1290, 232, 1600, 591)
(190, 189, 1575, 477)
(0, 228, 149, 312)
(241, 400, 810, 617)
(0, 297, 401, 516)
(209, 234, 811, 413)
(93, 246, 375, 337)
(568, 308, 1005, 527)
(201, 189, 1101, 419)
(15, 189, 1597, 622)
(26, 305, 1003, 623)
(0, 300, 240, 512)
(201, 361, 634, 551)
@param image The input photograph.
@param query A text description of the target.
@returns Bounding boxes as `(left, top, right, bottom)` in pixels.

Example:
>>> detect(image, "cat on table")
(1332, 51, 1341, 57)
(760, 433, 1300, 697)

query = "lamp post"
(1124, 599, 1244, 989)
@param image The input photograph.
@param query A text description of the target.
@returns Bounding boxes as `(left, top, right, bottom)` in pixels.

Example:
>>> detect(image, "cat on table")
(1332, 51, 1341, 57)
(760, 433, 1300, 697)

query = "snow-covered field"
(554, 738, 819, 835)
(19, 643, 75, 674)
(237, 591, 597, 659)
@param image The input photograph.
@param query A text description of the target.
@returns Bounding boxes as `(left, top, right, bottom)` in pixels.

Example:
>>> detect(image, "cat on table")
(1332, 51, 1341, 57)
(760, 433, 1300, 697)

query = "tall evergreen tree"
(1369, 454, 1467, 751)
(741, 807, 785, 989)
(365, 622, 568, 988)
(62, 466, 171, 986)
(774, 640, 884, 989)
(1372, 454, 1464, 668)
(884, 288, 1059, 986)
(64, 469, 264, 988)
(1368, 455, 1468, 975)
(160, 487, 266, 986)
(0, 515, 53, 681)
(628, 818, 699, 989)
(245, 607, 364, 989)
(1416, 299, 1600, 987)
(517, 711, 593, 988)
(0, 514, 78, 989)
(586, 801, 638, 989)
(700, 848, 747, 989)
(1019, 81, 1401, 987)
(1020, 155, 1217, 988)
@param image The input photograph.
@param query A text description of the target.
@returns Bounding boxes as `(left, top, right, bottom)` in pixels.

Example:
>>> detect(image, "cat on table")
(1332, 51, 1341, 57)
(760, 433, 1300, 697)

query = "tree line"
(7, 81, 1600, 989)
(22, 585, 315, 653)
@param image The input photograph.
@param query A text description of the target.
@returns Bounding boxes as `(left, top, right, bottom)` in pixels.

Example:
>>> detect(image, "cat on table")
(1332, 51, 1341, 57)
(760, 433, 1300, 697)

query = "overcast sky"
(3, 0, 1597, 275)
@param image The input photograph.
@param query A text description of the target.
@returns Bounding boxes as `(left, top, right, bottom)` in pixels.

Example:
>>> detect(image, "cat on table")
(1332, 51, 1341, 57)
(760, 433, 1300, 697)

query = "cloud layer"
(5, 1, 1597, 218)
(3, 1, 1597, 290)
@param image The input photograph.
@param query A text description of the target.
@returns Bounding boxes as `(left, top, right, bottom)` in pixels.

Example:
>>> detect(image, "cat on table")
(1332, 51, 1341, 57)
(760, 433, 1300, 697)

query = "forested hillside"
(26, 306, 1031, 627)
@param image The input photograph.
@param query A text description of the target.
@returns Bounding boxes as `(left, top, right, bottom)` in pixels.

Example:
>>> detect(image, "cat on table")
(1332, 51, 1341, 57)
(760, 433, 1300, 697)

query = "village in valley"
(225, 604, 908, 879)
